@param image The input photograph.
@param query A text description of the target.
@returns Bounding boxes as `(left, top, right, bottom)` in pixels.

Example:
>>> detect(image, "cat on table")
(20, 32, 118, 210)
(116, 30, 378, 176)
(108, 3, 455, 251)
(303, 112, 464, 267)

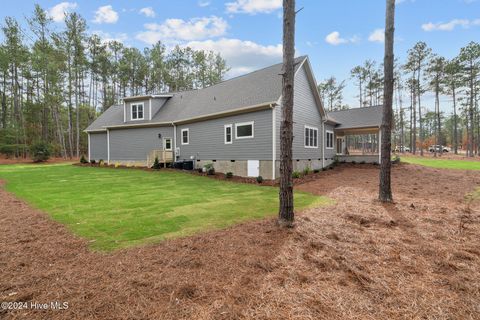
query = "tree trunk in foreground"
(278, 0, 296, 226)
(379, 0, 395, 203)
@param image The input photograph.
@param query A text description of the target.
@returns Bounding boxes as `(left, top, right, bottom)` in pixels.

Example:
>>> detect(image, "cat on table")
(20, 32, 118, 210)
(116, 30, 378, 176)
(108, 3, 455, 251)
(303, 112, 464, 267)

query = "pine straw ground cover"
(0, 163, 479, 319)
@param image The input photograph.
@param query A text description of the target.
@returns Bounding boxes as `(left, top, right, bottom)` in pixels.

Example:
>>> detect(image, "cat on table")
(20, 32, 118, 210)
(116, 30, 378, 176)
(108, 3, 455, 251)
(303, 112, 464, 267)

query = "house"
(85, 56, 383, 179)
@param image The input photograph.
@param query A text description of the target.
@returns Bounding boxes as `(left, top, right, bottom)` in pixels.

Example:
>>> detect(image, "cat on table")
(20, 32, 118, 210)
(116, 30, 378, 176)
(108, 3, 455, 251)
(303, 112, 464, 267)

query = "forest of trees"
(0, 4, 228, 159)
(318, 41, 480, 157)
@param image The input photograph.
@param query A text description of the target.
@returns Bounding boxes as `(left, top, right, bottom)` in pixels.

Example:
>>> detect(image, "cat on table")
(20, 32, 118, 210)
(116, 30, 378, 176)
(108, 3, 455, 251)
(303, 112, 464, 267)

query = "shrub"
(99, 159, 104, 166)
(360, 160, 366, 164)
(152, 156, 161, 169)
(313, 169, 320, 173)
(80, 155, 88, 164)
(392, 155, 401, 164)
(292, 171, 301, 179)
(256, 176, 264, 183)
(303, 167, 311, 176)
(114, 162, 120, 168)
(90, 159, 96, 164)
(351, 160, 357, 164)
(225, 172, 233, 179)
(322, 167, 327, 171)
(204, 163, 215, 175)
(30, 141, 51, 162)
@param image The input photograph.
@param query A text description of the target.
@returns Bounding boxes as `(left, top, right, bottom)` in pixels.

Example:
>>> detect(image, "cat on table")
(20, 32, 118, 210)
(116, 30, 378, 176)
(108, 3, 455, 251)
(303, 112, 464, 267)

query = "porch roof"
(327, 105, 383, 131)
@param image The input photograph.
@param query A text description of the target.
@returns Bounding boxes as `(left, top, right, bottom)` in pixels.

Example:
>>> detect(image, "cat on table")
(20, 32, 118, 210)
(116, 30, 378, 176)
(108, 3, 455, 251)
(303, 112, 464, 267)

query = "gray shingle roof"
(86, 56, 307, 131)
(327, 105, 384, 130)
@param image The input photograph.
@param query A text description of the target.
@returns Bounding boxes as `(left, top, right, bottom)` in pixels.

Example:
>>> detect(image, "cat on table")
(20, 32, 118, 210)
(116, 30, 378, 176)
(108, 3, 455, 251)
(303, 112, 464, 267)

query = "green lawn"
(402, 156, 480, 170)
(0, 164, 328, 251)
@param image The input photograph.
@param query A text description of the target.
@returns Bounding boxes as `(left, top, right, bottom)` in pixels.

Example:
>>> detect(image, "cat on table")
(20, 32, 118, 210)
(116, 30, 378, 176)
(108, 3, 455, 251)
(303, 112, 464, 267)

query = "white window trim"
(326, 130, 334, 149)
(224, 124, 233, 144)
(181, 128, 189, 145)
(304, 125, 319, 149)
(235, 121, 254, 139)
(163, 137, 172, 151)
(131, 102, 145, 121)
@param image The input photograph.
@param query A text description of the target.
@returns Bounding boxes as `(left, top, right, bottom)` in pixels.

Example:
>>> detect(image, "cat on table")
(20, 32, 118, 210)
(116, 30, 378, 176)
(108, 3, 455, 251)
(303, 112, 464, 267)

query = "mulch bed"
(1, 163, 479, 319)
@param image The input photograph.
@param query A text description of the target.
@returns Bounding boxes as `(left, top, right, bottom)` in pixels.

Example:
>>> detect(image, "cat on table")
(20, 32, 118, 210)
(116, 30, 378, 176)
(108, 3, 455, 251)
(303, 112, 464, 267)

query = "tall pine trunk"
(278, 0, 295, 226)
(379, 0, 395, 203)
(452, 85, 458, 154)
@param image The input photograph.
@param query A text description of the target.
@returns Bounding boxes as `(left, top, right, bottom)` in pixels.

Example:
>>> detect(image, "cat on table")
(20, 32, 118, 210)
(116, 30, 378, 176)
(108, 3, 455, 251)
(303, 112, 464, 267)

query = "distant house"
(85, 56, 383, 179)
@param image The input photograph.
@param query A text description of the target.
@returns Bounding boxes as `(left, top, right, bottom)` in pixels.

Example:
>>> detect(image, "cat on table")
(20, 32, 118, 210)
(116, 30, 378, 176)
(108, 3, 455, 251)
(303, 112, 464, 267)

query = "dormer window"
(131, 103, 144, 120)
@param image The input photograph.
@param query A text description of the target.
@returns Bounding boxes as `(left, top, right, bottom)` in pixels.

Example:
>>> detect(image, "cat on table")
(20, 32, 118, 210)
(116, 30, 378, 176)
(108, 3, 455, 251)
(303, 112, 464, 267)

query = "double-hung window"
(181, 128, 189, 145)
(304, 125, 318, 148)
(224, 124, 232, 144)
(235, 121, 254, 139)
(326, 130, 334, 149)
(131, 103, 144, 120)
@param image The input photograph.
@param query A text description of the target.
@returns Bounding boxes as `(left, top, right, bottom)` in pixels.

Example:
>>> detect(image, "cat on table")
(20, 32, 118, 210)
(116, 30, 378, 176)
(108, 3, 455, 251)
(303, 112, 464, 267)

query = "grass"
(402, 156, 480, 171)
(0, 164, 329, 251)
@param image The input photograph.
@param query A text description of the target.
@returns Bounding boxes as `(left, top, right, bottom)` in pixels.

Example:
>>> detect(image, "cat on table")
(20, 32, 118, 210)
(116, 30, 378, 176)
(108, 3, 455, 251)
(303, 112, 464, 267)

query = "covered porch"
(335, 127, 381, 164)
(327, 105, 383, 164)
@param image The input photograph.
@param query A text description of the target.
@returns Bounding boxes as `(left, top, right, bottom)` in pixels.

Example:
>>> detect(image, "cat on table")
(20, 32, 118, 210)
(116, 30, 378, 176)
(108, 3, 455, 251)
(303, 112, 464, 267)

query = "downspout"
(271, 103, 276, 180)
(107, 129, 110, 165)
(173, 122, 177, 161)
(321, 120, 326, 168)
(87, 132, 91, 162)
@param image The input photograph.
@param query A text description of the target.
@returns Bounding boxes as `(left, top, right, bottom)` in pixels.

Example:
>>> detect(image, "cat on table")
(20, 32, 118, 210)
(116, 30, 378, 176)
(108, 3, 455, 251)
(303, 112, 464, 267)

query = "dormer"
(122, 94, 172, 123)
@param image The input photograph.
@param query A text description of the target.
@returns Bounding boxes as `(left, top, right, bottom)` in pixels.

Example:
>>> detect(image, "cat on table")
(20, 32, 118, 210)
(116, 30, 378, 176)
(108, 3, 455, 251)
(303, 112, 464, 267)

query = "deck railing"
(147, 149, 173, 167)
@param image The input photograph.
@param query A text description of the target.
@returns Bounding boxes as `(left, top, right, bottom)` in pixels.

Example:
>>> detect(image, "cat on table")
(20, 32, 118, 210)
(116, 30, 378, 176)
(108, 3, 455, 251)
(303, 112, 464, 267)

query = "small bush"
(392, 155, 401, 164)
(303, 167, 311, 176)
(360, 160, 366, 164)
(30, 141, 51, 162)
(114, 162, 120, 168)
(292, 171, 301, 179)
(204, 163, 215, 175)
(90, 159, 96, 164)
(99, 159, 104, 166)
(152, 156, 161, 169)
(322, 167, 327, 171)
(80, 155, 88, 164)
(313, 169, 320, 173)
(225, 172, 233, 179)
(256, 176, 264, 183)
(351, 160, 357, 164)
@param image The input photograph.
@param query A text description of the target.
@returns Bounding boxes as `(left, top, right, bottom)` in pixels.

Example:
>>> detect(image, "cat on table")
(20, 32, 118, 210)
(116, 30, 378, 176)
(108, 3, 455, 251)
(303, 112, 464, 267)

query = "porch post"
(378, 128, 381, 164)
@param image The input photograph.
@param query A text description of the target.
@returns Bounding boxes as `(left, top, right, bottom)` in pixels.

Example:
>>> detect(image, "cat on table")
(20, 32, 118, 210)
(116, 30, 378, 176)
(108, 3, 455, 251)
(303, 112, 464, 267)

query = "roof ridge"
(189, 55, 308, 92)
(327, 104, 383, 113)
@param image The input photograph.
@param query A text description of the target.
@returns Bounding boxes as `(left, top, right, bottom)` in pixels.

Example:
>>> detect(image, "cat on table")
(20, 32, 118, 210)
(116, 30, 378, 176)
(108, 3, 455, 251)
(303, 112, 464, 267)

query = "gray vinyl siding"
(124, 98, 169, 122)
(90, 132, 108, 161)
(175, 109, 273, 161)
(275, 64, 323, 160)
(324, 123, 336, 160)
(109, 126, 174, 161)
(125, 100, 149, 122)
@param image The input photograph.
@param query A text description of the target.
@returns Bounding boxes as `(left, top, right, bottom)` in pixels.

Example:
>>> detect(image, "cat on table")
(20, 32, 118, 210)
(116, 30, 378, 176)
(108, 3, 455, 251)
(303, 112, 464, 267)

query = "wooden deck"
(147, 150, 174, 167)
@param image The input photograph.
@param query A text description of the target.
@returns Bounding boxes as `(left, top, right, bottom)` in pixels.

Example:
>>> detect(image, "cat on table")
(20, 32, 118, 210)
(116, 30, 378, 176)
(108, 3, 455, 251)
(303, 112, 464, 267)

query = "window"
(224, 124, 232, 144)
(164, 138, 172, 151)
(304, 125, 318, 148)
(131, 103, 144, 120)
(235, 121, 254, 139)
(326, 130, 334, 149)
(181, 128, 189, 145)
